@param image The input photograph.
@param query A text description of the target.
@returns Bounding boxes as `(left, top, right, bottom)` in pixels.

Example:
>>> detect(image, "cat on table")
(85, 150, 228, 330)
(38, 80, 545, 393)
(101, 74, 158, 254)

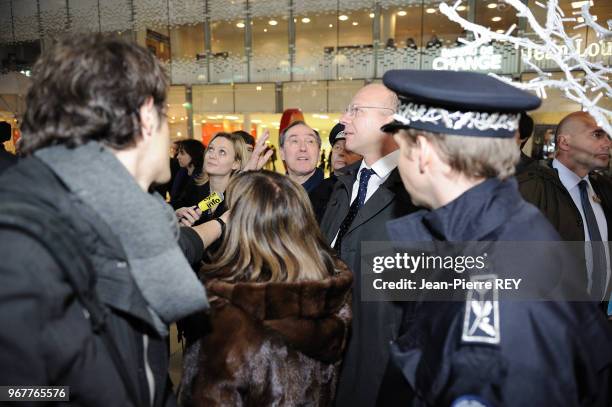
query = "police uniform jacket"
(380, 178, 612, 406)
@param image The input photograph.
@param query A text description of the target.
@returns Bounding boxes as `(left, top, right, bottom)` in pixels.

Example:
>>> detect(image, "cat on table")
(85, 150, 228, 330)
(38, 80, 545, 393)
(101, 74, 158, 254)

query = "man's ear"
(557, 133, 571, 152)
(279, 146, 286, 161)
(138, 97, 156, 141)
(416, 135, 432, 174)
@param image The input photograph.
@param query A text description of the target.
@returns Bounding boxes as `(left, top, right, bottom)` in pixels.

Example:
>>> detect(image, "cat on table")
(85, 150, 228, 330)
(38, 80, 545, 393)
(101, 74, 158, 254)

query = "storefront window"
(12, 0, 39, 42)
(420, 2, 469, 70)
(472, 0, 521, 74)
(251, 0, 290, 82)
(210, 0, 247, 83)
(378, 3, 424, 74)
(526, 0, 611, 72)
(336, 4, 375, 79)
(294, 2, 338, 81)
(170, 24, 206, 84)
(294, 0, 375, 81)
(167, 86, 188, 140)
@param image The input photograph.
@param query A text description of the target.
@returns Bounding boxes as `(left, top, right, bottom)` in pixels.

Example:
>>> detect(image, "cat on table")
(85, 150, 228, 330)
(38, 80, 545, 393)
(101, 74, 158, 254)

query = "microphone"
(195, 191, 224, 212)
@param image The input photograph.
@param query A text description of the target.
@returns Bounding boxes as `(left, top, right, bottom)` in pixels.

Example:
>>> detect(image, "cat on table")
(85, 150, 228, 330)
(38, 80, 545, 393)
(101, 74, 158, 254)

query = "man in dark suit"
(0, 121, 17, 173)
(519, 111, 612, 312)
(320, 83, 418, 407)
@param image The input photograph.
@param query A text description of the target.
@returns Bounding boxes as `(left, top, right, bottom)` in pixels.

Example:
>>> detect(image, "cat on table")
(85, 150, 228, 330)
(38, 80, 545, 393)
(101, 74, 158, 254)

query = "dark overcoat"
(319, 160, 418, 407)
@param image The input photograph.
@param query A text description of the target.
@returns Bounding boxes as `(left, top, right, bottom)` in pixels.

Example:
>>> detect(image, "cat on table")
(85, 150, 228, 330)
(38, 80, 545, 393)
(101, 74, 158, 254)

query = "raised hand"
(243, 129, 274, 171)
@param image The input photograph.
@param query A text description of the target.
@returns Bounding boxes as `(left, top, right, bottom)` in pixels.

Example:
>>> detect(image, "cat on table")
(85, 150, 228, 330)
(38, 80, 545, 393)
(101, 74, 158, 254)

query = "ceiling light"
(369, 13, 375, 18)
(491, 16, 502, 22)
(397, 10, 407, 16)
(177, 132, 182, 136)
(261, 125, 268, 128)
(225, 115, 239, 120)
(576, 15, 597, 22)
(339, 15, 349, 21)
(268, 20, 278, 26)
(201, 120, 206, 123)
(251, 119, 262, 123)
(457, 5, 467, 11)
(352, 21, 358, 26)
(263, 28, 267, 32)
(496, 29, 504, 33)
(425, 8, 436, 14)
(318, 114, 329, 119)
(329, 23, 333, 28)
(236, 22, 245, 28)
(487, 3, 497, 9)
(256, 85, 262, 91)
(571, 1, 593, 8)
(301, 17, 310, 23)
(206, 115, 218, 119)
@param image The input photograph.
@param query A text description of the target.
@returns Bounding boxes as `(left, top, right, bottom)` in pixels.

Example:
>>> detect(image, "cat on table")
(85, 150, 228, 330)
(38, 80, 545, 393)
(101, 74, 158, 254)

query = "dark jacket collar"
(387, 178, 524, 241)
(333, 159, 407, 235)
(205, 260, 352, 363)
(302, 167, 325, 192)
(334, 159, 404, 194)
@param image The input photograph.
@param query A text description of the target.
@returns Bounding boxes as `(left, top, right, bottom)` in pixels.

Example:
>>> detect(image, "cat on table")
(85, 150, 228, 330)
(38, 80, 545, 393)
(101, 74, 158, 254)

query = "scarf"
(36, 142, 208, 335)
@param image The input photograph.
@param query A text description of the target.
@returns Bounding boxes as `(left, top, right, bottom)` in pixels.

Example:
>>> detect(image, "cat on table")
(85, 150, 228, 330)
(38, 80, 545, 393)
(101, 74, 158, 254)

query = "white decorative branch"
(439, 0, 611, 136)
(579, 3, 611, 39)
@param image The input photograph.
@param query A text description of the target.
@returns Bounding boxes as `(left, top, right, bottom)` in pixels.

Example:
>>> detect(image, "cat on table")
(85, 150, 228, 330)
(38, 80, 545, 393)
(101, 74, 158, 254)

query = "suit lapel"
(322, 162, 359, 243)
(346, 168, 403, 235)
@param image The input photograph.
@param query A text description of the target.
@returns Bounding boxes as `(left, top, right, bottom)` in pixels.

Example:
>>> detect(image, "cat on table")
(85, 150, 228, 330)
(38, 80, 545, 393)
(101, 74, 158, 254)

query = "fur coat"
(180, 260, 353, 406)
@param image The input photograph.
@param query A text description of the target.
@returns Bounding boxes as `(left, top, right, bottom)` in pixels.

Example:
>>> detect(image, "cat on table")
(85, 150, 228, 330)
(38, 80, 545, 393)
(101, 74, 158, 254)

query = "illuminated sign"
(432, 46, 502, 71)
(523, 39, 611, 61)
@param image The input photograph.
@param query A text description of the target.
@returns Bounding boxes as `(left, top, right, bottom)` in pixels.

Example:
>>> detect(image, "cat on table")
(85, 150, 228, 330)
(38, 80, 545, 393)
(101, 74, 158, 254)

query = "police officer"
(376, 70, 612, 406)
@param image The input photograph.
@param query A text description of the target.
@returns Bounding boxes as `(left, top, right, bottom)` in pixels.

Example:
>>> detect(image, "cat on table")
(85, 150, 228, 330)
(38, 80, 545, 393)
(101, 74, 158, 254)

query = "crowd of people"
(0, 34, 611, 407)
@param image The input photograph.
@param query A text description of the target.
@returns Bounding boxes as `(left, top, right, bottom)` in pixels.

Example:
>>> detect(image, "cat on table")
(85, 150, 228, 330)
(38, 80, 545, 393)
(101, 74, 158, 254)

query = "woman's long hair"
(195, 132, 248, 186)
(201, 171, 337, 283)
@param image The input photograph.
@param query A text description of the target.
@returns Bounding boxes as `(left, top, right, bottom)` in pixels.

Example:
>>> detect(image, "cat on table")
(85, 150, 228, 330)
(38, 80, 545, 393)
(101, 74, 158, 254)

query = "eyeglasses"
(344, 104, 395, 117)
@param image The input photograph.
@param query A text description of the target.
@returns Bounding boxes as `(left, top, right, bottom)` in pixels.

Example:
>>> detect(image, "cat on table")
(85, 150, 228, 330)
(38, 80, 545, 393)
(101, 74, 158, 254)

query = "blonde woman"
(175, 132, 248, 227)
(179, 171, 353, 407)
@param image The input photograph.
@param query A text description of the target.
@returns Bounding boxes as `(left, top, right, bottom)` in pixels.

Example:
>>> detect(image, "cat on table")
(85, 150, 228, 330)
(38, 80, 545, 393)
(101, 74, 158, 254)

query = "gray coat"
(320, 160, 418, 407)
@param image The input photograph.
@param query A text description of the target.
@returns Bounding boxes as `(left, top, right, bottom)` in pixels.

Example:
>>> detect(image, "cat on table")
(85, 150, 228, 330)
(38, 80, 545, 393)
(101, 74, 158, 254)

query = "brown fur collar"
(205, 260, 353, 363)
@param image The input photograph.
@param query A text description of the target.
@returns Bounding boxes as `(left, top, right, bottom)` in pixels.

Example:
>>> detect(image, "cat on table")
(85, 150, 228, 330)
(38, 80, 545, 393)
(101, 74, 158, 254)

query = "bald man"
(519, 111, 612, 311)
(319, 84, 418, 407)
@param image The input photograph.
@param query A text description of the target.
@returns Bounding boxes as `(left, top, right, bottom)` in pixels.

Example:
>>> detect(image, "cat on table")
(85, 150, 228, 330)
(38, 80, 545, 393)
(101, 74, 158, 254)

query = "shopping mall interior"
(0, 0, 610, 389)
(0, 0, 610, 169)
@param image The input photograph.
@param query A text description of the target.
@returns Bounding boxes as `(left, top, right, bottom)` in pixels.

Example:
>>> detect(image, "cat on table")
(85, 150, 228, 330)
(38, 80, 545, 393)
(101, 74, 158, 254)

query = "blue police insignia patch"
(461, 274, 500, 345)
(451, 395, 493, 407)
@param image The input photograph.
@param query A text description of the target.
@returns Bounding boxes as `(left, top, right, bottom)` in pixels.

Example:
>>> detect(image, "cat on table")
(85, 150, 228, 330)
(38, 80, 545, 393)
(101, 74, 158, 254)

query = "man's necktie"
(578, 180, 607, 300)
(333, 168, 375, 255)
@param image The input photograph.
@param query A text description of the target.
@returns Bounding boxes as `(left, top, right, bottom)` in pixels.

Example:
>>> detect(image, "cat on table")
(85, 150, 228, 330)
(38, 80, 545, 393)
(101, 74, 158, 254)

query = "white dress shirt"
(331, 150, 399, 247)
(552, 159, 610, 293)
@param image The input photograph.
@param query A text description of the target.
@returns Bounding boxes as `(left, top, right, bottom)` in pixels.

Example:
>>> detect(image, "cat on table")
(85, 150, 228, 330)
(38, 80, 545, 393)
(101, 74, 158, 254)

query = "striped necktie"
(333, 168, 375, 256)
